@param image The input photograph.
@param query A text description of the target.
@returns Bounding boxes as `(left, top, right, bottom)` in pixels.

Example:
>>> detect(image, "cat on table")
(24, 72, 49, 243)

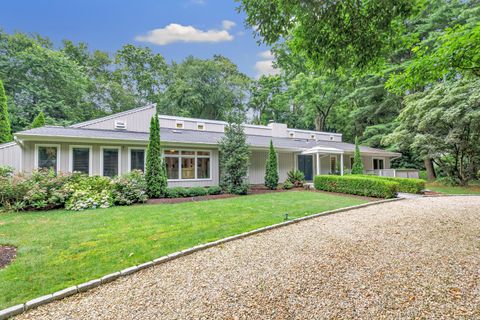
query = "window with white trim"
(37, 145, 59, 173)
(71, 146, 91, 174)
(373, 158, 384, 170)
(102, 147, 120, 177)
(164, 150, 211, 180)
(130, 149, 146, 172)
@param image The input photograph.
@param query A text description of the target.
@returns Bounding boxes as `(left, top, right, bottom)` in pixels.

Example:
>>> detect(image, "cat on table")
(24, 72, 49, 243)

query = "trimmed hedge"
(361, 175, 425, 194)
(164, 186, 222, 198)
(314, 175, 398, 198)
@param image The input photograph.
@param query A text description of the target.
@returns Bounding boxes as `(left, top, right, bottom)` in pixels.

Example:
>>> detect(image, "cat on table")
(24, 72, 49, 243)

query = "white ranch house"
(0, 105, 417, 185)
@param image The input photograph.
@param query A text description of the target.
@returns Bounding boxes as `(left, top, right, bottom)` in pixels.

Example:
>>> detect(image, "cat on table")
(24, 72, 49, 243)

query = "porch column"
(340, 153, 344, 176)
(316, 153, 320, 176)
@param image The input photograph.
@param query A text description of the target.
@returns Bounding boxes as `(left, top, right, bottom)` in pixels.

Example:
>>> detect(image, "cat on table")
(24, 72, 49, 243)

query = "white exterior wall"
(21, 141, 219, 187)
(0, 142, 22, 171)
(76, 107, 156, 132)
(248, 150, 294, 184)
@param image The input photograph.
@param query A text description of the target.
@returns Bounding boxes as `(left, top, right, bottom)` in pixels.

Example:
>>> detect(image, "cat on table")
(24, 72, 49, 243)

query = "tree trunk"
(423, 158, 436, 180)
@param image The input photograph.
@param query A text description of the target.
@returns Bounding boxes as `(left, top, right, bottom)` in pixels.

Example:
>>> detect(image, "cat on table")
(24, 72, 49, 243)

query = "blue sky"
(0, 0, 277, 78)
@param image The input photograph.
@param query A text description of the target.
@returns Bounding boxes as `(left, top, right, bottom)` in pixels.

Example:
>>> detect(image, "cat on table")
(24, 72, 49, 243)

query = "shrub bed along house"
(361, 175, 425, 194)
(0, 169, 148, 212)
(314, 175, 398, 198)
(164, 186, 222, 198)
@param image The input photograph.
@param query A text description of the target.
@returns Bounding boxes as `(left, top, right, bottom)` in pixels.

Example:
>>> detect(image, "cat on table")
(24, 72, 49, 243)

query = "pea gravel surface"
(16, 196, 480, 319)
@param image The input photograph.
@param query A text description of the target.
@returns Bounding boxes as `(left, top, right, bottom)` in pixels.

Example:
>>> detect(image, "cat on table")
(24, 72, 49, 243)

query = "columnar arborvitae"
(351, 137, 364, 174)
(145, 114, 167, 198)
(219, 113, 251, 195)
(31, 111, 46, 128)
(264, 140, 279, 189)
(0, 79, 12, 143)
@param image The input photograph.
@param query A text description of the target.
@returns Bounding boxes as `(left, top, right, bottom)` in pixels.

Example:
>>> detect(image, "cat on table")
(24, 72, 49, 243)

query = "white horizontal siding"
(0, 142, 22, 171)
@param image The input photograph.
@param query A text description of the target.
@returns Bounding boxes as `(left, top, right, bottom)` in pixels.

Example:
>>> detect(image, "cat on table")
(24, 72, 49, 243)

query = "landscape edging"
(0, 197, 403, 320)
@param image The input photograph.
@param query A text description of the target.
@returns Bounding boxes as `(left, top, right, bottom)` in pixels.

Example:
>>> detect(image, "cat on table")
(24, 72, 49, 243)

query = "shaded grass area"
(0, 191, 368, 309)
(426, 181, 480, 195)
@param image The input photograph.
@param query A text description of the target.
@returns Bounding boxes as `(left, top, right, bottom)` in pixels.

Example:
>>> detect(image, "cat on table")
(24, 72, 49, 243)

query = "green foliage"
(351, 137, 364, 174)
(219, 114, 251, 195)
(0, 170, 149, 212)
(238, 0, 414, 71)
(0, 166, 14, 178)
(207, 186, 222, 195)
(31, 111, 46, 128)
(264, 140, 279, 189)
(64, 176, 113, 211)
(187, 187, 208, 197)
(314, 175, 398, 198)
(386, 78, 480, 185)
(145, 115, 167, 198)
(165, 187, 188, 198)
(286, 170, 305, 187)
(161, 55, 251, 120)
(361, 175, 425, 194)
(387, 2, 480, 92)
(112, 170, 148, 205)
(0, 79, 12, 143)
(0, 170, 75, 211)
(282, 180, 294, 189)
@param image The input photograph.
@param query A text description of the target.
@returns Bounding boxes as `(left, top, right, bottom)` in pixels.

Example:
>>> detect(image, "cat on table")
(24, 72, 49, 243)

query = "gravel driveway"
(17, 196, 480, 319)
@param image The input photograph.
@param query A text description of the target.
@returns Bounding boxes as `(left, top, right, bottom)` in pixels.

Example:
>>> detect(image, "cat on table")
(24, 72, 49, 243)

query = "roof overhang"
(301, 146, 344, 155)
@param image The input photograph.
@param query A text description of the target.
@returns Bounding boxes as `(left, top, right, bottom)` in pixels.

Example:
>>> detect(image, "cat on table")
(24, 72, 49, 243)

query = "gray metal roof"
(15, 126, 401, 156)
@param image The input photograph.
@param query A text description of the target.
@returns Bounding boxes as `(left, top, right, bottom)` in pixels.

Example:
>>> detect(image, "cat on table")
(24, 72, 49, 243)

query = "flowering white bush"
(63, 176, 113, 211)
(112, 170, 148, 205)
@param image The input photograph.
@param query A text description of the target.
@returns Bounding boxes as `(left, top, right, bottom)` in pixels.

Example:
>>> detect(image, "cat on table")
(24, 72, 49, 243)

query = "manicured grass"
(0, 191, 368, 309)
(425, 182, 480, 195)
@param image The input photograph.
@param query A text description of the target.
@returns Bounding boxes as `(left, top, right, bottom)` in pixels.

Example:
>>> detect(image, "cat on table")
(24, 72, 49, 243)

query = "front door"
(297, 155, 313, 181)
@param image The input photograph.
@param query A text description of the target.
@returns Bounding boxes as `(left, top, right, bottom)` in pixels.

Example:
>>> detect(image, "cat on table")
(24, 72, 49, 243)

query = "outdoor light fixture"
(284, 213, 289, 220)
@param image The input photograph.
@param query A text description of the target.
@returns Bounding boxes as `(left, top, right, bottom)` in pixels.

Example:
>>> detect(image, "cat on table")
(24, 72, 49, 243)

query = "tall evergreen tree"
(351, 137, 364, 174)
(31, 111, 46, 128)
(219, 113, 251, 195)
(145, 114, 167, 198)
(264, 140, 279, 189)
(0, 79, 12, 143)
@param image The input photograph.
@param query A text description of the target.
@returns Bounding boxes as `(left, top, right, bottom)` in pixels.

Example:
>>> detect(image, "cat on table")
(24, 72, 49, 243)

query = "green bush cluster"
(282, 180, 294, 189)
(164, 186, 222, 198)
(0, 169, 148, 212)
(361, 175, 425, 194)
(314, 175, 398, 198)
(286, 170, 305, 187)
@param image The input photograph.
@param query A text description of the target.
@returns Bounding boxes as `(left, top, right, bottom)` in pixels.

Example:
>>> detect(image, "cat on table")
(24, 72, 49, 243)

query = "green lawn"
(0, 191, 367, 309)
(426, 182, 480, 195)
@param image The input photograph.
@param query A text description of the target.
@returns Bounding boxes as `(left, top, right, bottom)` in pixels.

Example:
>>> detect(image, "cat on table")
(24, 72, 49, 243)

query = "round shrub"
(112, 170, 148, 205)
(64, 176, 113, 211)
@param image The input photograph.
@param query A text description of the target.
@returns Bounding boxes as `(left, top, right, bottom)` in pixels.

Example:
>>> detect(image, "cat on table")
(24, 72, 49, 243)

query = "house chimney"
(268, 122, 288, 138)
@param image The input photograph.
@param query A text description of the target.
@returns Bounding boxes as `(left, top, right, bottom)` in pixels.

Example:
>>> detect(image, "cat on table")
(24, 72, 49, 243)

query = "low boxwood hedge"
(314, 175, 398, 198)
(361, 175, 425, 194)
(165, 186, 222, 198)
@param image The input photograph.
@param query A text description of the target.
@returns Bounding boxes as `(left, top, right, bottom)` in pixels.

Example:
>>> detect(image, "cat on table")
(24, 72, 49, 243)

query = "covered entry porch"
(295, 146, 345, 181)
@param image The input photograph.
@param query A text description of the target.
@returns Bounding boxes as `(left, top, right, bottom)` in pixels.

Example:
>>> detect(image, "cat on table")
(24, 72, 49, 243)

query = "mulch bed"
(0, 245, 17, 269)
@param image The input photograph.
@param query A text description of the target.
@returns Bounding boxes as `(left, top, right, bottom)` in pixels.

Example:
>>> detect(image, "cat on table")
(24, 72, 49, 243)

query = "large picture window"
(129, 148, 146, 172)
(101, 147, 120, 177)
(36, 145, 60, 173)
(70, 146, 91, 175)
(164, 150, 211, 180)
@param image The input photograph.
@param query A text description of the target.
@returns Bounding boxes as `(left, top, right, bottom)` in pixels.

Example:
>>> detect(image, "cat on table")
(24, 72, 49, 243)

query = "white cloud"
(258, 50, 274, 60)
(254, 50, 280, 78)
(136, 23, 234, 45)
(222, 20, 236, 30)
